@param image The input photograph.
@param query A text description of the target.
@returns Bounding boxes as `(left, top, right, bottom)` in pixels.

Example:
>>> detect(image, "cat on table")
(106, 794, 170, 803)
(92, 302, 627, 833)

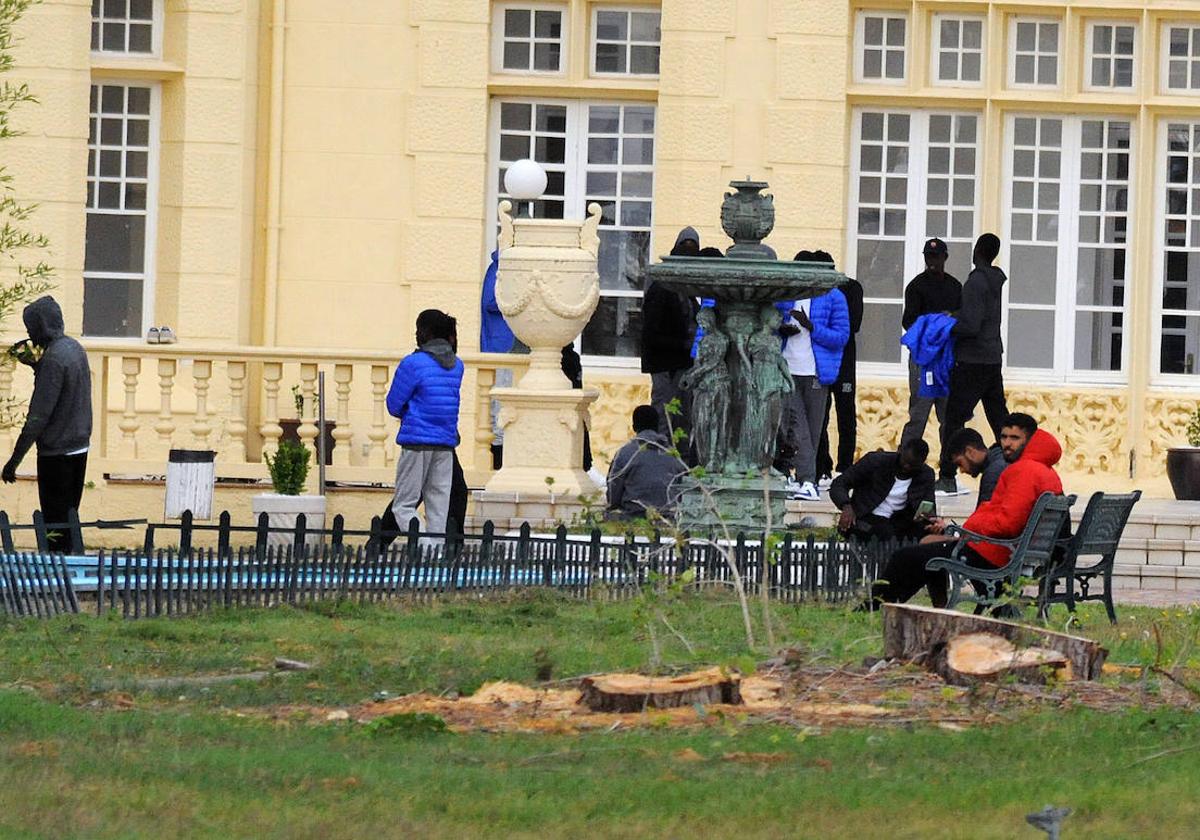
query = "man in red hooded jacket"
(862, 413, 1062, 609)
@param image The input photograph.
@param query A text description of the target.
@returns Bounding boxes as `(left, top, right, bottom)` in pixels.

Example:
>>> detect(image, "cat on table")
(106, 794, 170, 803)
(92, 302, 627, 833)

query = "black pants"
(37, 453, 87, 554)
(939, 362, 1008, 480)
(817, 380, 856, 477)
(867, 540, 991, 609)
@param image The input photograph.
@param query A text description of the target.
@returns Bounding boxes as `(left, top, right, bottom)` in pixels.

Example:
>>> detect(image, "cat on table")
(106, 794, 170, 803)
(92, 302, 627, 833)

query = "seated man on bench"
(830, 439, 935, 541)
(861, 413, 1062, 610)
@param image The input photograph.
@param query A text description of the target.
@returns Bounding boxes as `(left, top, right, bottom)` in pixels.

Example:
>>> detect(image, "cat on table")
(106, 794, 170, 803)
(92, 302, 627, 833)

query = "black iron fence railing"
(0, 509, 910, 619)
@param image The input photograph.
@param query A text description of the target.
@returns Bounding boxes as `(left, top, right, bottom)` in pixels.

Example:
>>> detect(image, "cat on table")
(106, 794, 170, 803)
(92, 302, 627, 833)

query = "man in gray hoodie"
(2, 296, 93, 551)
(936, 233, 1010, 494)
(606, 405, 687, 519)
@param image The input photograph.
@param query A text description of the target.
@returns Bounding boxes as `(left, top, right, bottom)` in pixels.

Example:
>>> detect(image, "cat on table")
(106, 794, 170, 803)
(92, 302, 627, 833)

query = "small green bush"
(1187, 406, 1200, 448)
(265, 439, 310, 495)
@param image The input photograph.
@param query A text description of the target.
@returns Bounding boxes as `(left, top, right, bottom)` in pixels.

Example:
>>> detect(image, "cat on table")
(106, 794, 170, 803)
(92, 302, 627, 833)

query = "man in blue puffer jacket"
(386, 310, 465, 534)
(776, 251, 851, 500)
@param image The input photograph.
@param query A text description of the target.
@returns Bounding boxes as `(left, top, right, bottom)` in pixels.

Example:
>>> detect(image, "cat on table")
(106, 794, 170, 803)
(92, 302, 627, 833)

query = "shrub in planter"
(265, 438, 309, 495)
(1166, 406, 1200, 501)
(254, 440, 324, 547)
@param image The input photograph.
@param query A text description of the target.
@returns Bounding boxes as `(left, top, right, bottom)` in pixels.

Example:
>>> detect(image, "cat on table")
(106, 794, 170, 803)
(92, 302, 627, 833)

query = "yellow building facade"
(2, 0, 1200, 526)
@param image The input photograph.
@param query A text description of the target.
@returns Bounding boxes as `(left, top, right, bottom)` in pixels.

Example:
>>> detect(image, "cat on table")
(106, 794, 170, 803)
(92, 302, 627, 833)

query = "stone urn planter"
(484, 199, 603, 496)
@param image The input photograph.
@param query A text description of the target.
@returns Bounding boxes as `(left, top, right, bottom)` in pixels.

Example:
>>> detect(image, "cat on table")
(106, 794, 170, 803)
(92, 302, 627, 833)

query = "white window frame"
(1160, 22, 1200, 95)
(589, 5, 661, 79)
(1152, 118, 1200, 387)
(846, 108, 983, 379)
(854, 10, 908, 85)
(490, 2, 568, 76)
(85, 80, 161, 340)
(1008, 16, 1062, 90)
(90, 0, 163, 58)
(486, 97, 657, 370)
(1084, 20, 1138, 92)
(930, 13, 985, 88)
(1000, 113, 1135, 385)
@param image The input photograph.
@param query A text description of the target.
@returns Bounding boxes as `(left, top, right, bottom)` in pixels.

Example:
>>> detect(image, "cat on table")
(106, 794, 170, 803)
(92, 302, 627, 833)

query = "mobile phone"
(916, 500, 935, 519)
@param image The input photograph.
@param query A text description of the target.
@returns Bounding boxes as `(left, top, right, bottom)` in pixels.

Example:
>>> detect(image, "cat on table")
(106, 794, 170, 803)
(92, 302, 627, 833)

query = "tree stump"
(578, 667, 742, 712)
(882, 604, 1107, 680)
(933, 632, 1070, 685)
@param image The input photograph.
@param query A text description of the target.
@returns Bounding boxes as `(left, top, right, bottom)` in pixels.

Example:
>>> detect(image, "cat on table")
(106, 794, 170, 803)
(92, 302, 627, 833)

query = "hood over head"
(23, 296, 64, 347)
(672, 226, 700, 254)
(419, 338, 457, 370)
(1018, 428, 1061, 468)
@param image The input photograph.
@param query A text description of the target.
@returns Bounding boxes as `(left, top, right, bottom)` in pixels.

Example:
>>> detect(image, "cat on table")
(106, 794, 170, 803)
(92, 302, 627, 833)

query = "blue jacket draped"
(479, 250, 515, 353)
(901, 313, 956, 398)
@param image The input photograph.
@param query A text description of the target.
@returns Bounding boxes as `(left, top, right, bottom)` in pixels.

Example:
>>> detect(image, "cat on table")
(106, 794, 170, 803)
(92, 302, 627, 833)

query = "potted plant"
(251, 439, 326, 547)
(279, 385, 337, 466)
(1166, 406, 1200, 500)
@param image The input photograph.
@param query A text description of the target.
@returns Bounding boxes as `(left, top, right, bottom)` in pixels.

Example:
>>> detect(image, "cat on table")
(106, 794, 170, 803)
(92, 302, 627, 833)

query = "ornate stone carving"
(1141, 396, 1199, 478)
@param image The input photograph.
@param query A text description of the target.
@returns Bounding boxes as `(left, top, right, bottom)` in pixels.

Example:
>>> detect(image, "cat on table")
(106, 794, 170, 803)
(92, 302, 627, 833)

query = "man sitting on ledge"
(829, 439, 935, 541)
(860, 412, 1062, 610)
(606, 405, 688, 520)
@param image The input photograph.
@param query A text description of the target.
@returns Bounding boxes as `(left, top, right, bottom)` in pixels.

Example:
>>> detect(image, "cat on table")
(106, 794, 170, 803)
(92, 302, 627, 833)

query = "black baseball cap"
(922, 237, 948, 257)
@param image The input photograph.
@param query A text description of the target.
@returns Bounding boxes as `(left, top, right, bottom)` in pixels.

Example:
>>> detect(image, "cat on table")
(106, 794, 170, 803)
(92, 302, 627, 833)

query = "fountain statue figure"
(646, 179, 845, 530)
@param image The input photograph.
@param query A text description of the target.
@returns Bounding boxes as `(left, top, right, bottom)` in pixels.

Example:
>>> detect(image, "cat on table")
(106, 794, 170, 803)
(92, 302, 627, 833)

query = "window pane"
(864, 17, 883, 45)
(1038, 55, 1056, 85)
(1007, 310, 1055, 368)
(1016, 23, 1035, 52)
(596, 229, 649, 291)
(1009, 244, 1057, 305)
(962, 52, 980, 81)
(128, 22, 151, 52)
(533, 10, 560, 39)
(940, 19, 958, 49)
(500, 102, 531, 131)
(595, 43, 624, 73)
(503, 41, 530, 70)
(630, 12, 660, 42)
(85, 213, 146, 273)
(83, 277, 142, 338)
(1077, 248, 1124, 305)
(532, 41, 560, 71)
(629, 45, 659, 74)
(129, 0, 151, 20)
(963, 21, 982, 49)
(859, 303, 903, 363)
(581, 296, 641, 357)
(855, 239, 904, 298)
(885, 50, 904, 78)
(596, 11, 626, 41)
(504, 9, 530, 38)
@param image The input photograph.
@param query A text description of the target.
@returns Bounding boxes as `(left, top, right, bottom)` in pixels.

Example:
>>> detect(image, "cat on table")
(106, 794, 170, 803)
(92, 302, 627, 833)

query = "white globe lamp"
(504, 158, 547, 217)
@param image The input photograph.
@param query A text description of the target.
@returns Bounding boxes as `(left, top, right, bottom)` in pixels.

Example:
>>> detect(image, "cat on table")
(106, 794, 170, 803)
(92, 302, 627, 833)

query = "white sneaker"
(793, 481, 820, 501)
(158, 326, 177, 344)
(146, 327, 160, 344)
(784, 478, 802, 497)
(587, 466, 607, 488)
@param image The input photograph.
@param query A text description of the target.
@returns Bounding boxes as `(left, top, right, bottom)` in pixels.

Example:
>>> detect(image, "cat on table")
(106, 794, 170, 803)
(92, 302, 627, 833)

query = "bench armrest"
(943, 524, 1019, 548)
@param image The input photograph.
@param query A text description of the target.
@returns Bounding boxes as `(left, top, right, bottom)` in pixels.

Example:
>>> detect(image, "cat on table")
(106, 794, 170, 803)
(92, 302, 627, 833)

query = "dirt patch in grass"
(247, 658, 1198, 735)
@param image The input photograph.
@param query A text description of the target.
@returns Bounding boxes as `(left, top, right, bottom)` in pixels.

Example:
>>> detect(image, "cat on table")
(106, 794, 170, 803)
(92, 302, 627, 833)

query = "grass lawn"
(1, 594, 1198, 838)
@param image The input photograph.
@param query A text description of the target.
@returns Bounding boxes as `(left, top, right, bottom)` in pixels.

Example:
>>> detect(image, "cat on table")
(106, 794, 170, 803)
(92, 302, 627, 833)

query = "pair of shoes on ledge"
(146, 326, 177, 344)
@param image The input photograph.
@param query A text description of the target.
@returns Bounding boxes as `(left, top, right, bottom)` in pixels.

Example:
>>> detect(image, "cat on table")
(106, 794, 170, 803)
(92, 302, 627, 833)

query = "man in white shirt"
(829, 439, 936, 541)
(778, 297, 825, 500)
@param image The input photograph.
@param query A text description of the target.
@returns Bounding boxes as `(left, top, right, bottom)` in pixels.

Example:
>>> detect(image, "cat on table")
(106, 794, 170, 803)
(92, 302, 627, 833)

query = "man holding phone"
(829, 439, 936, 541)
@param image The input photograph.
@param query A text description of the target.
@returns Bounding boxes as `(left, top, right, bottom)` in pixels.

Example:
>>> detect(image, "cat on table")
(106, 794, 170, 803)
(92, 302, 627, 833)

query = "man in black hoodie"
(2, 296, 93, 552)
(937, 233, 1009, 494)
(900, 238, 961, 454)
(815, 251, 863, 480)
(641, 227, 699, 442)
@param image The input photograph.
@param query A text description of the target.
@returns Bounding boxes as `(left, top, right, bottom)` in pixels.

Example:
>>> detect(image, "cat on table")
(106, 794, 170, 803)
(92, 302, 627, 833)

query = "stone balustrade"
(0, 343, 527, 490)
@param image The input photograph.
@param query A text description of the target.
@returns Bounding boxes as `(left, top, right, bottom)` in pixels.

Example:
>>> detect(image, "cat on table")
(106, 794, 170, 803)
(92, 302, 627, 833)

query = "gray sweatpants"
(899, 359, 948, 447)
(783, 374, 827, 484)
(391, 447, 453, 534)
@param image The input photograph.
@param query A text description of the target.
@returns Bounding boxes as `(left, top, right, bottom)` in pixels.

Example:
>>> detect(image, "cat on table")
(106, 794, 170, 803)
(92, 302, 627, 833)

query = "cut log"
(934, 633, 1070, 685)
(882, 604, 1107, 681)
(578, 667, 741, 712)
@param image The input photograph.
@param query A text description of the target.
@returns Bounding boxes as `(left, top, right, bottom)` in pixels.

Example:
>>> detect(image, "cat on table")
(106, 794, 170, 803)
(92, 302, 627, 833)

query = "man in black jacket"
(815, 251, 863, 480)
(900, 238, 962, 459)
(938, 233, 1010, 493)
(2, 296, 93, 552)
(640, 227, 700, 441)
(829, 439, 935, 541)
(943, 427, 1007, 506)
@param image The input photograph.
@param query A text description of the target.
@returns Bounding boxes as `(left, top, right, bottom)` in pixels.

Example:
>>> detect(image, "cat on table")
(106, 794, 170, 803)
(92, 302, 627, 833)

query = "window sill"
(91, 57, 184, 81)
(488, 76, 658, 100)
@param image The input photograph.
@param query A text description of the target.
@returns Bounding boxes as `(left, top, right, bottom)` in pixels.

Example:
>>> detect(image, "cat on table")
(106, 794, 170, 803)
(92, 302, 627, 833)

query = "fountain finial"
(721, 179, 775, 259)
